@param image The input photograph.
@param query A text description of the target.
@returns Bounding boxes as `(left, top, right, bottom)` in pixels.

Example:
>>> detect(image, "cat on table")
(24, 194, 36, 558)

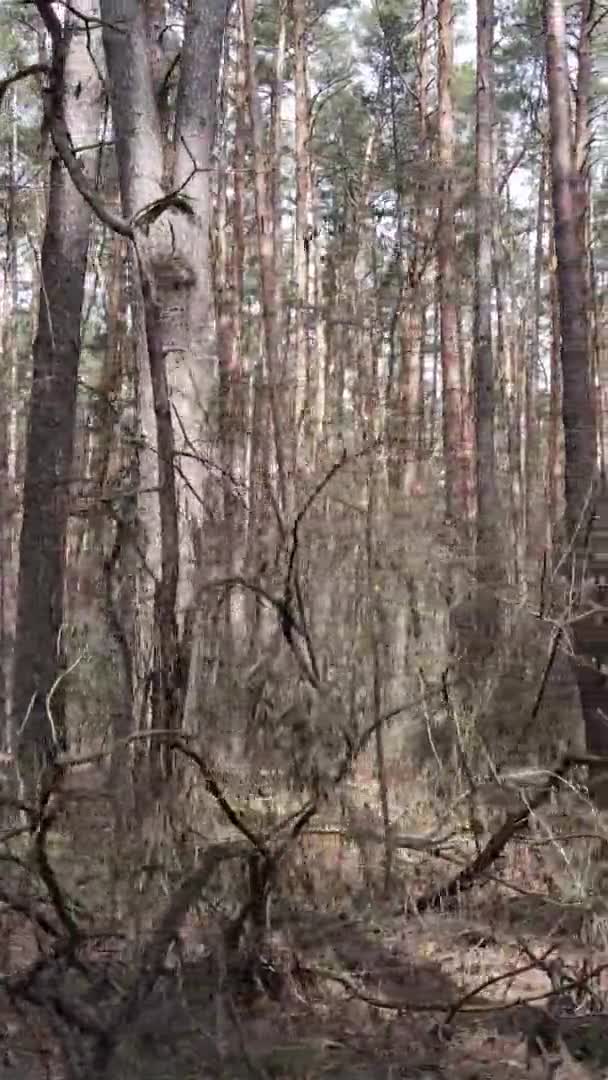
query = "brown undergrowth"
(2, 755, 608, 1080)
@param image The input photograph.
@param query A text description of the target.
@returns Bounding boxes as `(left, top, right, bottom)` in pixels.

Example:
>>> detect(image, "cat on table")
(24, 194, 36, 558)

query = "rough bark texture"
(545, 0, 603, 802)
(173, 0, 229, 426)
(544, 0, 596, 539)
(437, 0, 467, 524)
(293, 0, 312, 447)
(241, 0, 288, 511)
(524, 149, 546, 574)
(473, 0, 502, 604)
(12, 0, 100, 785)
(0, 90, 19, 744)
(100, 0, 227, 503)
(100, 0, 228, 758)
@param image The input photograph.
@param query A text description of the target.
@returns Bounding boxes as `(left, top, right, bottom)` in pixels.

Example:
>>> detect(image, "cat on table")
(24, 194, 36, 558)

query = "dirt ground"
(2, 875, 608, 1080)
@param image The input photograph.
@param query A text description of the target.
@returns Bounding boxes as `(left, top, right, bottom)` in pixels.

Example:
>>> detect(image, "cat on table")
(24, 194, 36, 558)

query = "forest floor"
(3, 770, 608, 1079)
(3, 861, 608, 1080)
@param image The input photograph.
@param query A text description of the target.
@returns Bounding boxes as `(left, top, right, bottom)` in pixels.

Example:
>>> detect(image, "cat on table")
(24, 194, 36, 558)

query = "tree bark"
(100, 0, 228, 773)
(0, 88, 19, 745)
(437, 0, 468, 525)
(12, 0, 100, 787)
(293, 0, 312, 454)
(241, 0, 289, 512)
(473, 0, 502, 597)
(545, 0, 603, 801)
(544, 0, 596, 539)
(524, 148, 546, 576)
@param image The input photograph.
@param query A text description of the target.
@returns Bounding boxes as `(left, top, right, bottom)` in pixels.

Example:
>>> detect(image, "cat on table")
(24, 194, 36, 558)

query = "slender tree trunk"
(270, 0, 287, 281)
(312, 192, 327, 463)
(547, 233, 562, 556)
(525, 149, 546, 576)
(12, 0, 100, 787)
(241, 0, 289, 512)
(574, 0, 593, 252)
(437, 0, 468, 524)
(473, 0, 501, 595)
(493, 210, 521, 585)
(0, 89, 19, 746)
(293, 0, 312, 453)
(365, 459, 392, 896)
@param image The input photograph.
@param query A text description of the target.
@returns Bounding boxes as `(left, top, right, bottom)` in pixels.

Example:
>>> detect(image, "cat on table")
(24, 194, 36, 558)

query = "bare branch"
(0, 63, 48, 107)
(171, 739, 267, 854)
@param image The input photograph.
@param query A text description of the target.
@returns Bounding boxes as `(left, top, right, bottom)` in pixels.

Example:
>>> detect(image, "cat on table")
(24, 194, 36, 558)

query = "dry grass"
(3, 779, 608, 1079)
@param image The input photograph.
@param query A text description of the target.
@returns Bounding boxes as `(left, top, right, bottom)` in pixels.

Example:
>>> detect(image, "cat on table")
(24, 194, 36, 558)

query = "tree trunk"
(240, 0, 289, 512)
(0, 88, 19, 746)
(524, 148, 546, 578)
(293, 0, 312, 454)
(545, 0, 605, 802)
(544, 0, 596, 539)
(473, 0, 502, 600)
(437, 0, 467, 524)
(12, 0, 100, 788)
(546, 231, 563, 557)
(100, 0, 228, 776)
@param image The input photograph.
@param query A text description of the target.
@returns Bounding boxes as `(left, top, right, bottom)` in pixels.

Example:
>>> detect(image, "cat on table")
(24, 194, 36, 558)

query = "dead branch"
(306, 953, 608, 1023)
(171, 738, 266, 854)
(0, 883, 61, 939)
(412, 757, 575, 915)
(33, 796, 80, 943)
(0, 63, 48, 106)
(411, 628, 576, 914)
(443, 944, 558, 1023)
(302, 964, 451, 1011)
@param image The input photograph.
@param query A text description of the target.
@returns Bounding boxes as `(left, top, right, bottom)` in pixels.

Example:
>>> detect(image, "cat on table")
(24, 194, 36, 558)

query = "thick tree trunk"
(544, 0, 596, 538)
(173, 0, 229, 428)
(545, 0, 603, 800)
(12, 0, 100, 788)
(100, 0, 228, 773)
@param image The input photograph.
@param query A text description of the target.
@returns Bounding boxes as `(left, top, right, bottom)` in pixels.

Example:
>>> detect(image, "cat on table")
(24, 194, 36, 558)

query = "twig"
(33, 807, 80, 942)
(45, 655, 86, 753)
(306, 957, 608, 1020)
(302, 964, 450, 1012)
(444, 945, 558, 1023)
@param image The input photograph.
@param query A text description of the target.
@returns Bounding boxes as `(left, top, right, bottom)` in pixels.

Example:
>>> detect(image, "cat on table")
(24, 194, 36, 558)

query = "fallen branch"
(306, 951, 608, 1022)
(411, 758, 575, 915)
(443, 944, 558, 1023)
(302, 964, 451, 1012)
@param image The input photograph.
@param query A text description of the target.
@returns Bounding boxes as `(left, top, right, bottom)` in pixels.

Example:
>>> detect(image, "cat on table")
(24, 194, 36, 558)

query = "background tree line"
(0, 0, 606, 1073)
